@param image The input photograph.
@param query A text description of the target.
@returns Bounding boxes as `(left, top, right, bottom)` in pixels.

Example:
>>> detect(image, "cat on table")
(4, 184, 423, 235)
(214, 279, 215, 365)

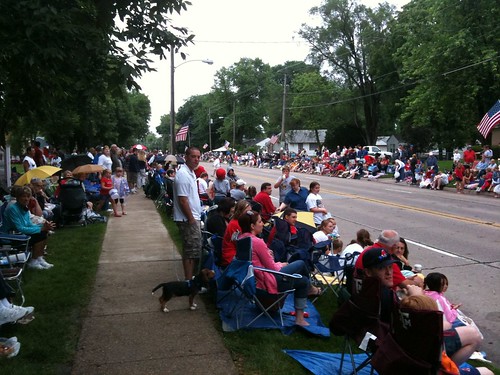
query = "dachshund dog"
(151, 268, 215, 313)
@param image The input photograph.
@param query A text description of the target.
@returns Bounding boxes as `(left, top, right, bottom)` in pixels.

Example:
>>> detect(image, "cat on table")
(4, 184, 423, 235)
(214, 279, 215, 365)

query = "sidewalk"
(72, 193, 237, 375)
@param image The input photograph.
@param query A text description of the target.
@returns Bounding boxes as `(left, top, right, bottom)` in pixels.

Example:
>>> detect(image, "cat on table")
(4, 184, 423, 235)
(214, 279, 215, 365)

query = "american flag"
(175, 125, 189, 142)
(202, 143, 209, 149)
(477, 100, 500, 138)
(270, 134, 279, 144)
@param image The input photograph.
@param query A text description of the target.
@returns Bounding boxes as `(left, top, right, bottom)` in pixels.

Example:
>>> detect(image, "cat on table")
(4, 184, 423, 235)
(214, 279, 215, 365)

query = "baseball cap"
(236, 179, 246, 186)
(362, 247, 396, 269)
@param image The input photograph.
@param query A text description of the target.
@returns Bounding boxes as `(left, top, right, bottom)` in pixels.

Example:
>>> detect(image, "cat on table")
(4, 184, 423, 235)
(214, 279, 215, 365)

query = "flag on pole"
(477, 100, 500, 138)
(224, 140, 230, 149)
(203, 143, 209, 150)
(270, 134, 279, 144)
(175, 125, 189, 142)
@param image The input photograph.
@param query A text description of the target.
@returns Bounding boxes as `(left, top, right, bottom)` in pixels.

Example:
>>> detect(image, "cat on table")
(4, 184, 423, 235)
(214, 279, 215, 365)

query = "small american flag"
(203, 143, 209, 150)
(477, 100, 500, 138)
(175, 125, 189, 142)
(270, 134, 279, 144)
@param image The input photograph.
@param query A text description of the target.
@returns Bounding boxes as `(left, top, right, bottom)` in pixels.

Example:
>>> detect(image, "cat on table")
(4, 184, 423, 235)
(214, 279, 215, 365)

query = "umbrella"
(165, 155, 177, 163)
(72, 164, 104, 175)
(14, 166, 62, 186)
(61, 154, 93, 171)
(271, 210, 316, 233)
(132, 144, 147, 150)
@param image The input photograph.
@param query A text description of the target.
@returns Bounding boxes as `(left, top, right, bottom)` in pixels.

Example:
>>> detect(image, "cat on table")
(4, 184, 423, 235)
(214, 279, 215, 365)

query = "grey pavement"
(72, 193, 237, 375)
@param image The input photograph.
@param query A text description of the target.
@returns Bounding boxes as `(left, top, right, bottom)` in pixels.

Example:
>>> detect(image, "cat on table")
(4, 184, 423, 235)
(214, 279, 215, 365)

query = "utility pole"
(169, 47, 175, 154)
(280, 73, 287, 148)
(232, 101, 236, 148)
(208, 108, 212, 151)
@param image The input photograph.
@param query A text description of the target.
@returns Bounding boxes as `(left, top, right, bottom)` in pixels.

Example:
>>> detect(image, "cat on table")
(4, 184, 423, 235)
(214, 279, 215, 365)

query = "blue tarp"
(284, 349, 481, 375)
(217, 291, 330, 337)
(284, 350, 376, 375)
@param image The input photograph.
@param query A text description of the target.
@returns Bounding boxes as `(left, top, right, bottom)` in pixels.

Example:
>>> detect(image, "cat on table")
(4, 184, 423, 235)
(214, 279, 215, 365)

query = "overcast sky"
(137, 0, 409, 134)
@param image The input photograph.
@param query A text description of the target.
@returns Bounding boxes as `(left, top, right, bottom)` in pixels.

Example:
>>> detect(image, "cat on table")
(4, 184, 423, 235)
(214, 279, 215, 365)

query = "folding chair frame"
(0, 233, 31, 306)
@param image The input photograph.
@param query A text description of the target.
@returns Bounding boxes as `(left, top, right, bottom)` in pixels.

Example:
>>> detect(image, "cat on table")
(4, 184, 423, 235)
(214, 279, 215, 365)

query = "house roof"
(286, 129, 327, 143)
(376, 136, 390, 146)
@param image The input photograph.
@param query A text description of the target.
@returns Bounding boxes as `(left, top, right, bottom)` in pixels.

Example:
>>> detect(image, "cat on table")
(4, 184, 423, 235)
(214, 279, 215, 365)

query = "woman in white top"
(98, 146, 113, 171)
(23, 147, 37, 172)
(306, 181, 329, 226)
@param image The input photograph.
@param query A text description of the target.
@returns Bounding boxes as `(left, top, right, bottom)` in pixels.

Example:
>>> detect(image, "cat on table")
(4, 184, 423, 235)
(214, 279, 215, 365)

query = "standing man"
(23, 147, 37, 172)
(127, 148, 140, 193)
(31, 140, 45, 166)
(463, 145, 476, 165)
(110, 144, 122, 172)
(274, 166, 295, 205)
(173, 147, 202, 282)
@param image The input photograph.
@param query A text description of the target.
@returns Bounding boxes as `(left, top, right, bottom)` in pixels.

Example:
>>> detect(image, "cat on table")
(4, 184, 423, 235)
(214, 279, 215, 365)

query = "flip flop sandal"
(288, 311, 309, 318)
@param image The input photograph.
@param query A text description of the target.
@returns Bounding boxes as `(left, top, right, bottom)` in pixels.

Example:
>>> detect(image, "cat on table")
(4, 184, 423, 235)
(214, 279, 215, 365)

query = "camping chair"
(58, 178, 88, 226)
(217, 236, 301, 329)
(330, 277, 388, 375)
(0, 233, 31, 306)
(371, 308, 443, 375)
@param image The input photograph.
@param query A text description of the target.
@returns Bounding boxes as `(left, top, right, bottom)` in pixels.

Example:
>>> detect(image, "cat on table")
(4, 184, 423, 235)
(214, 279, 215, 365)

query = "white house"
(284, 129, 327, 156)
(376, 135, 402, 153)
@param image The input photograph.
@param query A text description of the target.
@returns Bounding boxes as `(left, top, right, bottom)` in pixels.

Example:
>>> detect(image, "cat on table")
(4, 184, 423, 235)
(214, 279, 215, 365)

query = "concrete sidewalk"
(72, 194, 237, 375)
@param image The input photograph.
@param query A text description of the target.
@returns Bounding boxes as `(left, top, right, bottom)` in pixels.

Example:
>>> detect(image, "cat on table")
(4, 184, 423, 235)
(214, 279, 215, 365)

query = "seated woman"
(312, 218, 340, 256)
(237, 210, 320, 326)
(424, 272, 483, 367)
(393, 237, 413, 271)
(220, 200, 251, 267)
(340, 228, 373, 259)
(1, 186, 56, 270)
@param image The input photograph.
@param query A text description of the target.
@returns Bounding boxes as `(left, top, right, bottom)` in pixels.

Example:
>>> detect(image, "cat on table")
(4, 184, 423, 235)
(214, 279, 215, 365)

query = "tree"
(0, 0, 193, 148)
(393, 0, 500, 149)
(299, 0, 397, 144)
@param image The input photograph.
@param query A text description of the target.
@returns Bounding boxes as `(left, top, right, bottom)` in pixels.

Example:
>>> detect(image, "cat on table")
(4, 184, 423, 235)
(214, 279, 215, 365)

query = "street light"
(169, 49, 213, 154)
(208, 112, 224, 151)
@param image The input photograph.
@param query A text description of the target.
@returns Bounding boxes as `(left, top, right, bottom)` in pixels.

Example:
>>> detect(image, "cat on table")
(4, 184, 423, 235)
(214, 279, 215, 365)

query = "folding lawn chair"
(0, 233, 31, 306)
(372, 308, 443, 375)
(330, 277, 389, 375)
(310, 245, 359, 303)
(217, 236, 301, 329)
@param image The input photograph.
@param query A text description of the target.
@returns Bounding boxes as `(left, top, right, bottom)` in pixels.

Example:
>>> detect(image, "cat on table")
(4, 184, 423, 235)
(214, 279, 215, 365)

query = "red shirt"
(354, 243, 406, 289)
(463, 149, 476, 164)
(221, 219, 241, 266)
(253, 191, 276, 221)
(100, 177, 113, 195)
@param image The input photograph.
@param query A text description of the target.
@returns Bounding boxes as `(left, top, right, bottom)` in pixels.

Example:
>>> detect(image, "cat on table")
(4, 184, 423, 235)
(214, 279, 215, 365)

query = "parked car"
(365, 146, 393, 158)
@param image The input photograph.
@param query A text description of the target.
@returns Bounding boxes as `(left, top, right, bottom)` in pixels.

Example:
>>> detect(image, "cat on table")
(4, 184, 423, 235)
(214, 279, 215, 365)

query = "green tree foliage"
(394, 0, 500, 150)
(299, 0, 398, 144)
(0, 0, 193, 149)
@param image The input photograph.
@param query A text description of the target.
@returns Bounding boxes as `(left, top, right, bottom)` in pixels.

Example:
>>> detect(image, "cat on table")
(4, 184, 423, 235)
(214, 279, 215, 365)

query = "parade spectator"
(306, 181, 329, 226)
(426, 152, 439, 173)
(454, 162, 465, 194)
(230, 179, 246, 201)
(274, 166, 295, 204)
(126, 148, 140, 193)
(221, 200, 250, 267)
(213, 168, 230, 204)
(253, 182, 277, 222)
(173, 147, 203, 281)
(31, 140, 45, 166)
(278, 178, 309, 211)
(23, 147, 37, 172)
(205, 197, 235, 237)
(463, 146, 476, 165)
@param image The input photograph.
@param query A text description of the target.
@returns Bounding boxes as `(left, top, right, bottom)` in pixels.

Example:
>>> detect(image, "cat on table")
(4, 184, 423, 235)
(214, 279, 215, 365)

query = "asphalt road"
(203, 162, 500, 364)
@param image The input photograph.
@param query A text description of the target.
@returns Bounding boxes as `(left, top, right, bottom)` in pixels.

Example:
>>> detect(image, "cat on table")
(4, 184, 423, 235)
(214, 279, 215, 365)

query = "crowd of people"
(203, 144, 499, 197)
(165, 145, 491, 373)
(2, 141, 495, 368)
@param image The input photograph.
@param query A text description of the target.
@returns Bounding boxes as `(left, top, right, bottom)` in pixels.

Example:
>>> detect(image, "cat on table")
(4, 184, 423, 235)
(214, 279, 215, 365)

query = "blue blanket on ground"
(217, 292, 330, 337)
(284, 349, 481, 375)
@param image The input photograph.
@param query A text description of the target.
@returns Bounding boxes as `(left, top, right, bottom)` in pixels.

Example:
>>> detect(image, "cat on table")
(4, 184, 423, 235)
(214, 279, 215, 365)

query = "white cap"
(236, 179, 246, 186)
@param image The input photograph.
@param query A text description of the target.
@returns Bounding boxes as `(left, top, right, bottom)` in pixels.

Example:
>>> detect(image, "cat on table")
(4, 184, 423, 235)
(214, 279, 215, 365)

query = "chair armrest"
(254, 266, 302, 279)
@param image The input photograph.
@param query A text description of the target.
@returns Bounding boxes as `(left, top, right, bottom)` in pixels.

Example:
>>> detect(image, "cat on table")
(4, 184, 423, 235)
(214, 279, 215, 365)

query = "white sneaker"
(27, 258, 45, 270)
(38, 257, 54, 269)
(0, 305, 29, 325)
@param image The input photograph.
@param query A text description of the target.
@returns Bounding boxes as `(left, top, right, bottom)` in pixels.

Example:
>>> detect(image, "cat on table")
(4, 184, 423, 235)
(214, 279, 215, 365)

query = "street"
(202, 162, 500, 364)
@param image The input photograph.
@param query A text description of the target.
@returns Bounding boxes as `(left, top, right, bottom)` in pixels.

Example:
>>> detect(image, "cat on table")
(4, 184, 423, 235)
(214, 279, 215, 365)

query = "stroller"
(57, 178, 88, 226)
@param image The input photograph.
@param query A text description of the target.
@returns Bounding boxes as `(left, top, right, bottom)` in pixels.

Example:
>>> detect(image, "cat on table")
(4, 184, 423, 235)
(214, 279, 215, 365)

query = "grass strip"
(0, 223, 106, 373)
